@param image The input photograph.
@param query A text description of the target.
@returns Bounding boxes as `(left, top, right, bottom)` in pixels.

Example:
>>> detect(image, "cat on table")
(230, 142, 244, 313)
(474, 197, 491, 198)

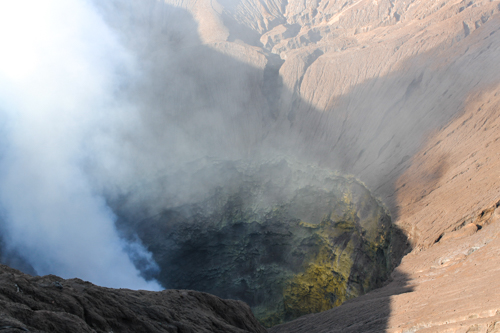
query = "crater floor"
(115, 158, 406, 326)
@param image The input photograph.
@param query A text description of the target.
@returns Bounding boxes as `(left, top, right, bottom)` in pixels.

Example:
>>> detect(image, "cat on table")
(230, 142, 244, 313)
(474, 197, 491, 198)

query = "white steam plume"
(0, 0, 161, 290)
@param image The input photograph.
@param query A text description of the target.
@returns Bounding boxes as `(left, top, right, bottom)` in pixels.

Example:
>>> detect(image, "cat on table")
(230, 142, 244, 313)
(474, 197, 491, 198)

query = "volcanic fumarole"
(1, 0, 499, 331)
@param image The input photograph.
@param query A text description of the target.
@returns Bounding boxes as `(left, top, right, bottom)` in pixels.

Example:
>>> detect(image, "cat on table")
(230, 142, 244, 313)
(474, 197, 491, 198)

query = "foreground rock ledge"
(0, 265, 266, 333)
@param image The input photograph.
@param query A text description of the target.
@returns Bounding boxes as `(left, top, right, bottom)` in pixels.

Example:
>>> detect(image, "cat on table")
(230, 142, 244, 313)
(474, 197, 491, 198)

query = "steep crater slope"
(269, 83, 500, 333)
(114, 159, 406, 326)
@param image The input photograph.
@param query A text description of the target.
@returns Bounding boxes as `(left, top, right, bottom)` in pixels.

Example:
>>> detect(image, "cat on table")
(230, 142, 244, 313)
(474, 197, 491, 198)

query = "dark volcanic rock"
(0, 264, 267, 333)
(114, 158, 403, 327)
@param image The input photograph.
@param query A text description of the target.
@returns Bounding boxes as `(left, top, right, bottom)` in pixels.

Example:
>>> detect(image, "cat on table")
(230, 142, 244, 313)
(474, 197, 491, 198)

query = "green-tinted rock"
(117, 158, 396, 327)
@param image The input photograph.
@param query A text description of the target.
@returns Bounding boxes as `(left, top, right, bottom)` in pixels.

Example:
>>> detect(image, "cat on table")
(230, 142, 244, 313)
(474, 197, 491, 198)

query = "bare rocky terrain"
(0, 264, 267, 332)
(2, 0, 500, 332)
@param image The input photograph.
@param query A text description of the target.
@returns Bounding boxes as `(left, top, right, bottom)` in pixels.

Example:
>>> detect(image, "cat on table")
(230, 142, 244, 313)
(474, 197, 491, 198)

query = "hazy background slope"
(93, 0, 500, 220)
(198, 0, 500, 237)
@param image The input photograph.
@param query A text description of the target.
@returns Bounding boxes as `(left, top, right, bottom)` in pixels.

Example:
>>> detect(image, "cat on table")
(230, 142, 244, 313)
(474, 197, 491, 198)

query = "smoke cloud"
(0, 0, 161, 290)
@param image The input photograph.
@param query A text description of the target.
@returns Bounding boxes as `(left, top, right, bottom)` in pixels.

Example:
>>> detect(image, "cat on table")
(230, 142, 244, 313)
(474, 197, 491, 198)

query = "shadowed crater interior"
(114, 158, 403, 327)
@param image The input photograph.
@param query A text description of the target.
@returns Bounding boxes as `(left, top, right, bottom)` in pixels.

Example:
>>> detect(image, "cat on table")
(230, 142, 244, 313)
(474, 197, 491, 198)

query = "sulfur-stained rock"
(115, 158, 402, 326)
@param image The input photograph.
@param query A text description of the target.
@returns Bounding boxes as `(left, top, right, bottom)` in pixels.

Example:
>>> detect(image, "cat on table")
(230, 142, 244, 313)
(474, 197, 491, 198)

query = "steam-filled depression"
(111, 158, 399, 326)
(0, 0, 160, 289)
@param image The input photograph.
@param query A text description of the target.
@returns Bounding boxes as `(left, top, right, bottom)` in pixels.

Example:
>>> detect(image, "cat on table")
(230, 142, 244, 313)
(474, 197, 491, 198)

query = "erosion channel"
(114, 158, 406, 327)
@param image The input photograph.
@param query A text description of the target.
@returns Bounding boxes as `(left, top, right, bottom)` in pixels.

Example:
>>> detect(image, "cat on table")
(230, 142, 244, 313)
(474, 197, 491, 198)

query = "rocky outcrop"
(0, 264, 266, 333)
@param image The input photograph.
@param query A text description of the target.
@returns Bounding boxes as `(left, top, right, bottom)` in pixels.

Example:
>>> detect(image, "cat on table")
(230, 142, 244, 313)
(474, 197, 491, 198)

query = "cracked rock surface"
(0, 265, 266, 333)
